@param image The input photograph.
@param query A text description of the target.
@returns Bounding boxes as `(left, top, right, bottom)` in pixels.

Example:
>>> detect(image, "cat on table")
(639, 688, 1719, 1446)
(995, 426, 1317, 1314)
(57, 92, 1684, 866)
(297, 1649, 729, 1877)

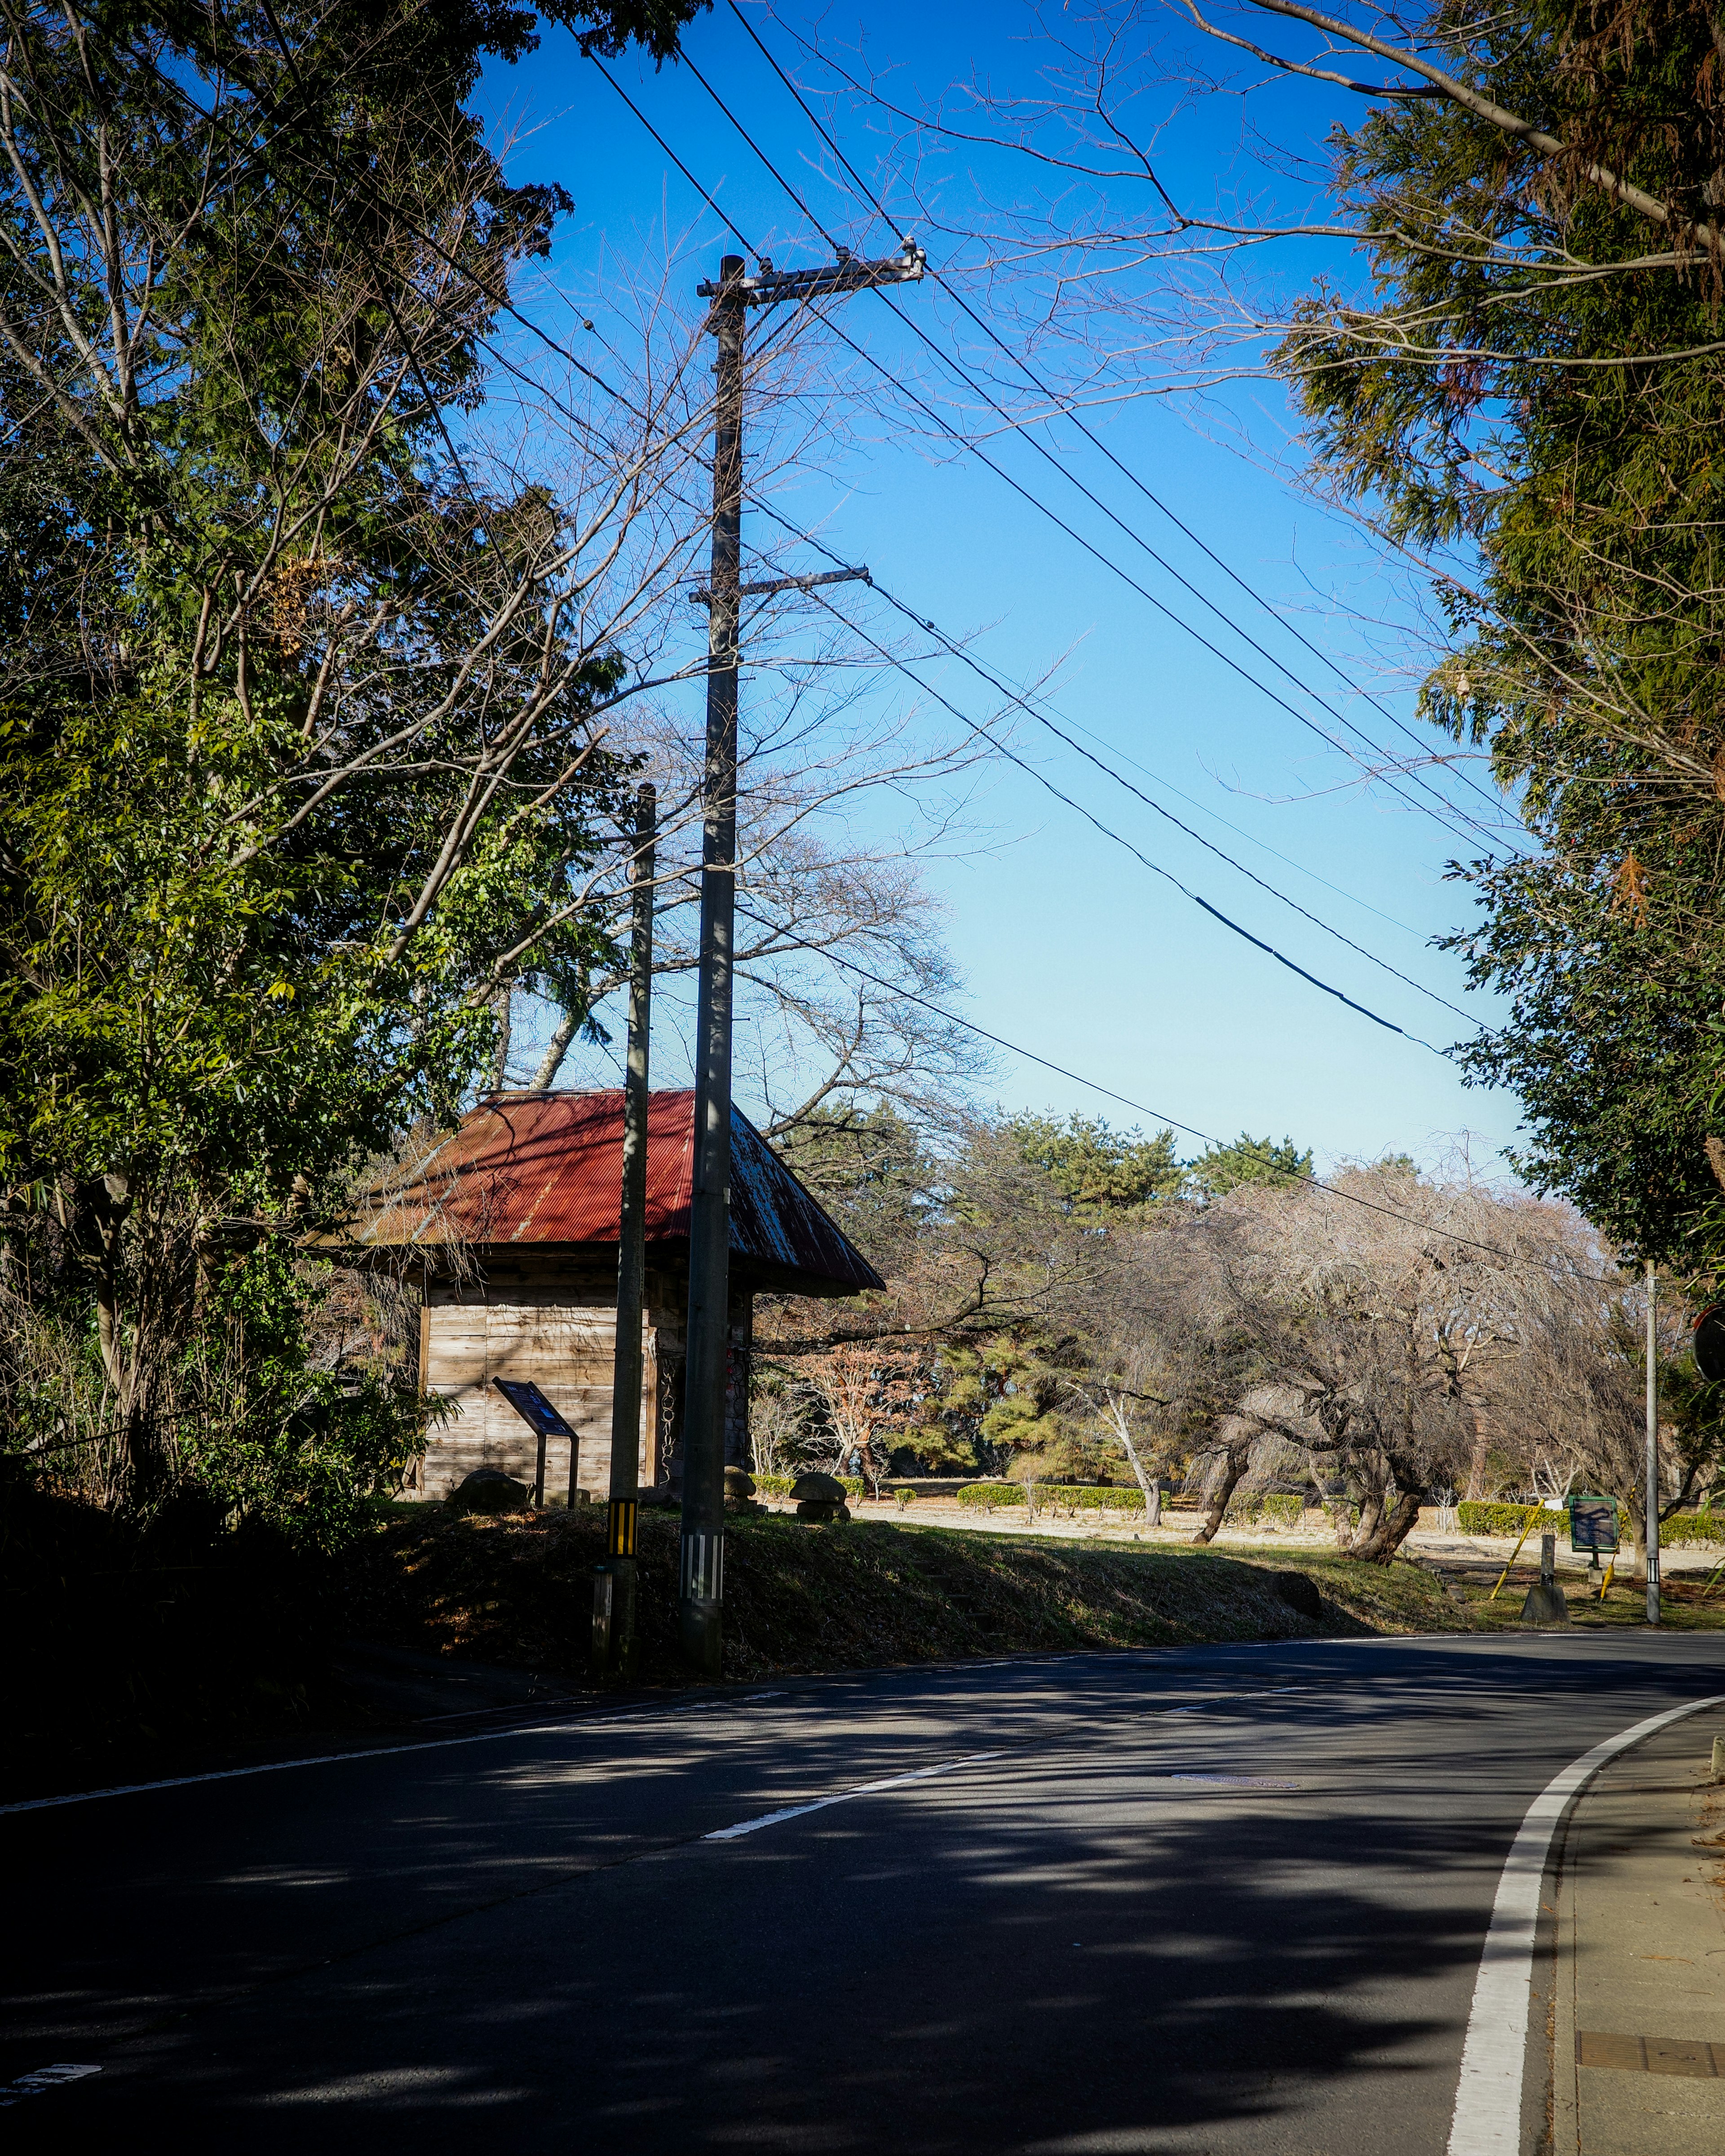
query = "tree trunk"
(1113, 1414, 1161, 1528)
(531, 1005, 579, 1090)
(1624, 1490, 1648, 1580)
(1191, 1444, 1249, 1544)
(491, 986, 513, 1091)
(1464, 1404, 1490, 1502)
(93, 1175, 130, 1396)
(1345, 1488, 1423, 1564)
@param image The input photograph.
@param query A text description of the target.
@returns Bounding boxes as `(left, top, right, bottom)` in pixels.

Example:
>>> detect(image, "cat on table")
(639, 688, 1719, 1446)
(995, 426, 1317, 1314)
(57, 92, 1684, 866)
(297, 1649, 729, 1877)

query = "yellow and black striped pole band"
(608, 1498, 637, 1560)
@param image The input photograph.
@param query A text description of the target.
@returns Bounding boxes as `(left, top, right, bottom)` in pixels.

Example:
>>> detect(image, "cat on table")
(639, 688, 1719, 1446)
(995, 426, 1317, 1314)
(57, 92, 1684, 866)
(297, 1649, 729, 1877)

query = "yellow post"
(1491, 1508, 1545, 1600)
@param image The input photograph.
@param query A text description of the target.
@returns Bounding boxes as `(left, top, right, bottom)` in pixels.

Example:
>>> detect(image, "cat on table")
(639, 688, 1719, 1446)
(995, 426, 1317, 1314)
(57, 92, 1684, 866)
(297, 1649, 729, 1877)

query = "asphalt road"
(5, 1630, 1725, 2152)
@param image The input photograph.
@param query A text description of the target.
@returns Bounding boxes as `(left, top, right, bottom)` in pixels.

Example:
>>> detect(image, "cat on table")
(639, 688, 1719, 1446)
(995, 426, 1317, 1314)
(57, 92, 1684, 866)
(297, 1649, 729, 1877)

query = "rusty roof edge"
(730, 1108, 886, 1293)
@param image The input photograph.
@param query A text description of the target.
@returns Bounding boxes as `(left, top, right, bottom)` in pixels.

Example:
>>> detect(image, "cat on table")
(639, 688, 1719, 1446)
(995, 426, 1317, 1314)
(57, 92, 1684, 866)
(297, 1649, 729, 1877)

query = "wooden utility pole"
(677, 239, 926, 1677)
(677, 255, 746, 1679)
(597, 781, 655, 1677)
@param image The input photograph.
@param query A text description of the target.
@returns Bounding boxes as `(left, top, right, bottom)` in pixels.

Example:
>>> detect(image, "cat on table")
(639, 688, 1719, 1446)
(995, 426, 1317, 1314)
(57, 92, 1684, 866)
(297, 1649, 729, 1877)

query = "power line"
(153, 41, 1474, 1037)
(723, 0, 1513, 828)
(738, 911, 1611, 1285)
(669, 43, 1511, 860)
(100, 35, 1585, 1283)
(735, 499, 1475, 1027)
(588, 57, 1479, 1044)
(190, 40, 1463, 1010)
(789, 574, 1455, 1047)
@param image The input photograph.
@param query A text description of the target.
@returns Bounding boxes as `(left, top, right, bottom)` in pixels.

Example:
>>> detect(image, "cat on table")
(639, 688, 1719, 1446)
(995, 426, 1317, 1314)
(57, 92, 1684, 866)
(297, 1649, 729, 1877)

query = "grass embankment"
(343, 1504, 1467, 1684)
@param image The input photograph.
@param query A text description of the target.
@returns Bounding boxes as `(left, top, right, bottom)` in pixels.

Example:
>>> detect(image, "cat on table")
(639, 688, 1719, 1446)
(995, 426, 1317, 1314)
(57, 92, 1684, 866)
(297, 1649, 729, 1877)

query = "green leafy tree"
(770, 1103, 933, 1268)
(1267, 0, 1725, 1265)
(0, 0, 705, 1529)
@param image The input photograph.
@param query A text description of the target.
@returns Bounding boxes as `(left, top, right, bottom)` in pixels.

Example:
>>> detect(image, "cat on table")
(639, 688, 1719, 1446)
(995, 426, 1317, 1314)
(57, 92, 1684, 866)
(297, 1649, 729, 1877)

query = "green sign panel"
(1569, 1494, 1619, 1554)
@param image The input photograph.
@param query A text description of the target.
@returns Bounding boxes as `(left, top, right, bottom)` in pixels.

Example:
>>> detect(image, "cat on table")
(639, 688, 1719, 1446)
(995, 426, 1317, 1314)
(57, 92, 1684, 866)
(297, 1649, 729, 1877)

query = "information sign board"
(1568, 1494, 1619, 1554)
(492, 1377, 576, 1440)
(491, 1378, 577, 1509)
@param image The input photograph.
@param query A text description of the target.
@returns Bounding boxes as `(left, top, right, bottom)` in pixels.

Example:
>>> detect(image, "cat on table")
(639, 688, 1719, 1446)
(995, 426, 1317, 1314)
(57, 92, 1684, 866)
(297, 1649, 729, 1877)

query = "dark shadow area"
(3, 1633, 1723, 2150)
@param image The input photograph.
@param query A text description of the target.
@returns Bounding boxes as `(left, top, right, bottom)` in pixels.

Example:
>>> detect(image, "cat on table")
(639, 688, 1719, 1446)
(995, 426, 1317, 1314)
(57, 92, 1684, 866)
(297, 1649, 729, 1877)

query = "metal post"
(1646, 1259, 1661, 1626)
(602, 782, 655, 1676)
(679, 255, 746, 1678)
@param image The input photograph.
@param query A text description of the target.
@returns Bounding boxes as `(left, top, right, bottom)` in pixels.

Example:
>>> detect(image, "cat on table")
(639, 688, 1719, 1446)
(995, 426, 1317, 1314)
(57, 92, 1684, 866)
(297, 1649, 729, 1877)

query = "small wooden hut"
(331, 1088, 883, 1501)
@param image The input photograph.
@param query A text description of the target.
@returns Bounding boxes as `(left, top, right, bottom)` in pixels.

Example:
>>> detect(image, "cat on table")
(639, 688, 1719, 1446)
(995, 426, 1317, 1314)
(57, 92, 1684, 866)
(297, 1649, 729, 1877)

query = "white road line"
(0, 1696, 790, 1818)
(706, 1752, 1006, 1840)
(1168, 1774, 1301, 1789)
(1446, 1689, 1725, 2156)
(0, 2063, 101, 2108)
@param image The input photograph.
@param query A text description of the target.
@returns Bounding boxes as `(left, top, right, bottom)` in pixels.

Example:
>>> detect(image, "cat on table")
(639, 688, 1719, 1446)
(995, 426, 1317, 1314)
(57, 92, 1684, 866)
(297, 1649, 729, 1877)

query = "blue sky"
(473, 2, 1531, 1180)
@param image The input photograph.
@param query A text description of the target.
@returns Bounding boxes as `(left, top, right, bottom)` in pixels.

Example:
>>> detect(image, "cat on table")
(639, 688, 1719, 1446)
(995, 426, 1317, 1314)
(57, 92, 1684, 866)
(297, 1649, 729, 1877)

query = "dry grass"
(1432, 1557, 1725, 1633)
(342, 1504, 1467, 1685)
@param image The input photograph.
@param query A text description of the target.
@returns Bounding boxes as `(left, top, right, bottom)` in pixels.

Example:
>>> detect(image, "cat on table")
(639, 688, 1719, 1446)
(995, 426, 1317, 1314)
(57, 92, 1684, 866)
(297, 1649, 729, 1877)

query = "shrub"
(893, 1488, 915, 1510)
(1226, 1493, 1305, 1530)
(1661, 1511, 1723, 1547)
(1457, 1501, 1555, 1538)
(957, 1480, 1025, 1509)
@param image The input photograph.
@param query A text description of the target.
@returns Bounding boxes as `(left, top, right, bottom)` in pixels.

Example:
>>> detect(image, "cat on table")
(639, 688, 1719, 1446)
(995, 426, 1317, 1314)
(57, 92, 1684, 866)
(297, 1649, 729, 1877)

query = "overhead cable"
(724, 0, 1513, 826)
(668, 46, 1509, 859)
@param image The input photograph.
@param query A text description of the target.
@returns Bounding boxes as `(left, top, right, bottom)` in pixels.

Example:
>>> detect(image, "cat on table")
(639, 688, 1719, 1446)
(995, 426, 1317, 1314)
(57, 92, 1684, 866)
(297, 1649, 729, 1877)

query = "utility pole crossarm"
(698, 241, 926, 308)
(688, 565, 871, 607)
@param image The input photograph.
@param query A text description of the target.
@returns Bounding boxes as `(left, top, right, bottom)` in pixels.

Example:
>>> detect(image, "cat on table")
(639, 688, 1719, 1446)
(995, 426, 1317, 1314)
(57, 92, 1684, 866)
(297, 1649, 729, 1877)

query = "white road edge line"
(707, 1752, 1007, 1840)
(0, 1697, 790, 1818)
(1446, 1688, 1725, 2156)
(0, 2063, 102, 2108)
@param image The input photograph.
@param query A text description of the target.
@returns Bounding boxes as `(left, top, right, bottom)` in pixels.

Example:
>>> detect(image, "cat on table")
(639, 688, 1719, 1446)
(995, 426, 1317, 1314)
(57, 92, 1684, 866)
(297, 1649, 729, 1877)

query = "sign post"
(492, 1378, 579, 1510)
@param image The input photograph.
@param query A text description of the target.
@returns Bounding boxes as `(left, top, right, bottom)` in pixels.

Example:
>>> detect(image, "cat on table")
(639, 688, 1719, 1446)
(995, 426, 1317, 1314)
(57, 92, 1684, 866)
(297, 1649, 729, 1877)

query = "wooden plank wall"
(421, 1289, 658, 1500)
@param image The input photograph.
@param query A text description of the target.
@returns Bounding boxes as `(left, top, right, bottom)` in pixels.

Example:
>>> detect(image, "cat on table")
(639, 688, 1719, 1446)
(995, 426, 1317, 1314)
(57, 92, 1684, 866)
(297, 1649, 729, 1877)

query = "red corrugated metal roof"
(336, 1089, 884, 1295)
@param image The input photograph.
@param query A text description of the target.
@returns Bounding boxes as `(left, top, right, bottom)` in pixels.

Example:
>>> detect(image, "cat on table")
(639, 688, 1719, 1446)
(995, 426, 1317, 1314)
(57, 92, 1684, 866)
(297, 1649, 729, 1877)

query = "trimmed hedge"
(1662, 1511, 1724, 1547)
(1039, 1485, 1149, 1514)
(750, 1472, 864, 1501)
(955, 1481, 1026, 1508)
(957, 1482, 1153, 1513)
(1458, 1501, 1560, 1538)
(1448, 1498, 1725, 1547)
(1226, 1493, 1305, 1529)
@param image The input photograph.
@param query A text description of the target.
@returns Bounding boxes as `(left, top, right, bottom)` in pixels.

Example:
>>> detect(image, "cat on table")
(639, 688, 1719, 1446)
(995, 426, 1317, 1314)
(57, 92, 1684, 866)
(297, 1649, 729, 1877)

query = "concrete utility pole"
(598, 782, 655, 1677)
(1646, 1259, 1661, 1626)
(677, 239, 926, 1677)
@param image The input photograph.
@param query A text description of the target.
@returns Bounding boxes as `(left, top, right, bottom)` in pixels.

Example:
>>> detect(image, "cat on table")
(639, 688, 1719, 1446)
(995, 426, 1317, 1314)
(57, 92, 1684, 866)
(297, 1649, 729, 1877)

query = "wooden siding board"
(421, 1299, 658, 1500)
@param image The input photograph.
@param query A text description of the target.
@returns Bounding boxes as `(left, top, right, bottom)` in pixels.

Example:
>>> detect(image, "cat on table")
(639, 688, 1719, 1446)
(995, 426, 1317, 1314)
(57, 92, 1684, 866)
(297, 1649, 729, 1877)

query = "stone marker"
(449, 1466, 531, 1514)
(1520, 1532, 1571, 1628)
(791, 1470, 851, 1524)
(724, 1465, 762, 1516)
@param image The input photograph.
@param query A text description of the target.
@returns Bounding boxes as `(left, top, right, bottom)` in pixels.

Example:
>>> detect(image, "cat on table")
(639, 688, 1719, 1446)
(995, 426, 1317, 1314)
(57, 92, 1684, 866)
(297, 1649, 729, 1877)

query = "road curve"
(5, 1630, 1723, 2152)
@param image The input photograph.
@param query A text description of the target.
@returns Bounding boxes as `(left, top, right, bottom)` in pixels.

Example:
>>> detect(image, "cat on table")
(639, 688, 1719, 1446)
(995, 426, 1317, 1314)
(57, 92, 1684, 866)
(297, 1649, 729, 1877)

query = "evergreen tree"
(1274, 0, 1725, 1264)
